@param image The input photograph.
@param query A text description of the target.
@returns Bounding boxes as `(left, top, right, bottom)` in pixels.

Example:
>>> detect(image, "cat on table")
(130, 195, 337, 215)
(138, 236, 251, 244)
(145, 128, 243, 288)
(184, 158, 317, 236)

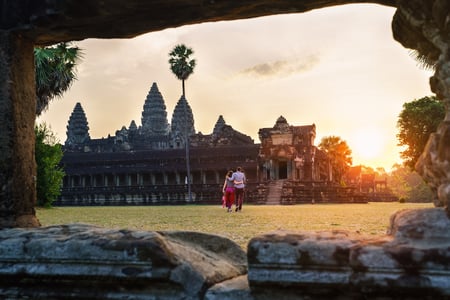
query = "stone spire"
(213, 115, 226, 136)
(171, 95, 195, 144)
(129, 120, 137, 132)
(65, 102, 90, 146)
(274, 115, 290, 132)
(141, 82, 169, 136)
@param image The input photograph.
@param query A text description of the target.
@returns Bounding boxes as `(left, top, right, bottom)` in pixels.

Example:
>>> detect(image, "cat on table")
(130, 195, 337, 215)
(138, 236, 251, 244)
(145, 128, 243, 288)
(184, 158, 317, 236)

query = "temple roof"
(258, 117, 316, 142)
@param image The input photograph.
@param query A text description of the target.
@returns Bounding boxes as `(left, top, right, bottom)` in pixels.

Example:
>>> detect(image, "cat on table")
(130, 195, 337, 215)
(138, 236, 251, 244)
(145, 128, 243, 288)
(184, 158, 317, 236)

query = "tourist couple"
(222, 167, 246, 213)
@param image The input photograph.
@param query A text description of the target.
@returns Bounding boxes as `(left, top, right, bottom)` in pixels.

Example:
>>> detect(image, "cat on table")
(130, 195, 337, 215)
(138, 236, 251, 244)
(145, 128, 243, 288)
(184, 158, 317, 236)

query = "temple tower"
(171, 95, 195, 148)
(213, 115, 226, 136)
(65, 102, 90, 148)
(141, 82, 170, 136)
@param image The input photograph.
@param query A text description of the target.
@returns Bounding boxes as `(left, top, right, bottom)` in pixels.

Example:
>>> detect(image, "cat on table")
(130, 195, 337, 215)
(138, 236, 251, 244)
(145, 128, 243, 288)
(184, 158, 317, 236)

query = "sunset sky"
(38, 4, 433, 171)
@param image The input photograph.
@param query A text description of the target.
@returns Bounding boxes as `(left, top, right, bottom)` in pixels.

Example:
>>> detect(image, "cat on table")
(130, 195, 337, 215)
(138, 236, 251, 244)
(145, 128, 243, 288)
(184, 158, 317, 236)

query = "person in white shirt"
(230, 167, 246, 212)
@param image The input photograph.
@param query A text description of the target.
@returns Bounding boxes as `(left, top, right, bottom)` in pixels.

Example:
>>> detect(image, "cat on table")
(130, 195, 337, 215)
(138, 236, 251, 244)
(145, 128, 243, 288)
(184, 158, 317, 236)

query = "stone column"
(201, 171, 206, 184)
(215, 171, 220, 184)
(0, 32, 39, 228)
(151, 174, 155, 185)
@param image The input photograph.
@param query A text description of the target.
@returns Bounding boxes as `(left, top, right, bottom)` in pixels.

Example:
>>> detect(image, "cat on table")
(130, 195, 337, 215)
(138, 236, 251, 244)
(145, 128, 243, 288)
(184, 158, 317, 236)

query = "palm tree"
(168, 44, 196, 201)
(34, 42, 82, 116)
(169, 44, 196, 97)
(319, 136, 353, 185)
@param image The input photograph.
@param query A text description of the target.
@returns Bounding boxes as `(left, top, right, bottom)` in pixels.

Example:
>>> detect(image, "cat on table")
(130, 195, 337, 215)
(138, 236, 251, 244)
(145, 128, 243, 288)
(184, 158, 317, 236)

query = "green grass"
(37, 203, 433, 249)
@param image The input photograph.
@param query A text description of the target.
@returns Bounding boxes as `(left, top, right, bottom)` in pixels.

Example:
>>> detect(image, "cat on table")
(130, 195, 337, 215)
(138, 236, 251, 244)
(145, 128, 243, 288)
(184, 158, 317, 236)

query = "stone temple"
(1, 1, 449, 298)
(57, 82, 383, 205)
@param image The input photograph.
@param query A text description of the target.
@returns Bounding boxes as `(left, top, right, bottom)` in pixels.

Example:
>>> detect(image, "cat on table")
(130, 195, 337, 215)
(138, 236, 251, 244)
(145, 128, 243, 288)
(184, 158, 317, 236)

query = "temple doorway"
(279, 161, 288, 180)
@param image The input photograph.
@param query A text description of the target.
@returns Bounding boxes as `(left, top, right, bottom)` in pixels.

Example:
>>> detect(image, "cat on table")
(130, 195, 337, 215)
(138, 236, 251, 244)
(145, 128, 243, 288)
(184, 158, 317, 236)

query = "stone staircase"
(265, 180, 285, 205)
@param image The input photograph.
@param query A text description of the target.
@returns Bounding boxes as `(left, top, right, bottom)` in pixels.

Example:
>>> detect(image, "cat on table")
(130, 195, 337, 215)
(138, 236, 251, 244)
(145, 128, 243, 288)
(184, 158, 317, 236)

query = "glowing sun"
(351, 128, 384, 160)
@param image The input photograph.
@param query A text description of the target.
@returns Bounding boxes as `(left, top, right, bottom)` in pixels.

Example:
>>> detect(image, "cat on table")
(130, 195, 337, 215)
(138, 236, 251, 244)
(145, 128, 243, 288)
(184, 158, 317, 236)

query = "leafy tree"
(319, 136, 352, 185)
(35, 123, 65, 207)
(168, 44, 196, 201)
(387, 164, 433, 202)
(168, 44, 196, 97)
(34, 43, 80, 206)
(34, 42, 82, 116)
(397, 96, 445, 170)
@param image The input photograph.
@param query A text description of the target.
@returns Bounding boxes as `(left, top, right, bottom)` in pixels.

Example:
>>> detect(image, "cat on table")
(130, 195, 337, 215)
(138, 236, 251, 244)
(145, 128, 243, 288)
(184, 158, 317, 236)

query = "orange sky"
(38, 4, 433, 172)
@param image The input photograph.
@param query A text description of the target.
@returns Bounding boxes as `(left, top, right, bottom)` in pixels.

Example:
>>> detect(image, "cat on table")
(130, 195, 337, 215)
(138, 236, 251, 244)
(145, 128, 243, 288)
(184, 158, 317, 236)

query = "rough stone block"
(0, 223, 247, 299)
(247, 208, 450, 299)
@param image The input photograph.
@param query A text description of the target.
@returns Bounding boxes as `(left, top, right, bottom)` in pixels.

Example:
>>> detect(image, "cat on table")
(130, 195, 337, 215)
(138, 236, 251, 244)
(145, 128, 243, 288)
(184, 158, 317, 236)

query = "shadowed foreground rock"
(0, 224, 247, 299)
(0, 208, 448, 299)
(246, 208, 450, 299)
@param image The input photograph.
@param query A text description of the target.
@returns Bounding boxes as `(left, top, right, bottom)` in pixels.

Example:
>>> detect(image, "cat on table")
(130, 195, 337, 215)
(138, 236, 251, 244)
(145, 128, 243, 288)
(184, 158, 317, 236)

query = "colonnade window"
(142, 173, 152, 185)
(94, 175, 102, 187)
(118, 174, 127, 186)
(154, 173, 164, 185)
(129, 173, 138, 185)
(106, 174, 114, 186)
(73, 176, 80, 187)
(167, 173, 177, 185)
(63, 176, 69, 187)
(192, 171, 201, 184)
(204, 171, 217, 184)
(84, 176, 92, 187)
(63, 169, 230, 189)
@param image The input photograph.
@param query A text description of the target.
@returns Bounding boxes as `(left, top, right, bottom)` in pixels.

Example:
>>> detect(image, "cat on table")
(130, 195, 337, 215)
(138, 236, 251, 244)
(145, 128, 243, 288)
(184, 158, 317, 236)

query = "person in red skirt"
(222, 170, 235, 213)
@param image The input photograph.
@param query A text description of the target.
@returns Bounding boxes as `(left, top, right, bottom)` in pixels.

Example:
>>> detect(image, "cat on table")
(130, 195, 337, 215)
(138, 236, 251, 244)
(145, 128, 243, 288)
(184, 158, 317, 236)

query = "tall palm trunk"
(182, 79, 192, 201)
(168, 44, 196, 202)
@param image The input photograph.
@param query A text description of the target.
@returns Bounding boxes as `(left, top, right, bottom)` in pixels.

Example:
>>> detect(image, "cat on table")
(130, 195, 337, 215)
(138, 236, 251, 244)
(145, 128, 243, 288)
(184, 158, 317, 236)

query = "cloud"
(237, 54, 320, 78)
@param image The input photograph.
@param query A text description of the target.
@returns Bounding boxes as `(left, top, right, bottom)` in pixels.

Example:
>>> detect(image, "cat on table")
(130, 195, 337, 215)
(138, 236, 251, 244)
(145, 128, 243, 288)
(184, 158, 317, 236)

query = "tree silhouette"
(34, 42, 82, 116)
(397, 96, 445, 170)
(169, 44, 196, 97)
(168, 44, 196, 201)
(319, 136, 353, 185)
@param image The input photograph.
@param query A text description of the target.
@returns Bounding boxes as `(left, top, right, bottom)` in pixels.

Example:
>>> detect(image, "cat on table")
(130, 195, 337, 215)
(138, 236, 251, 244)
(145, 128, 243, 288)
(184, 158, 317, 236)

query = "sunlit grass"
(37, 203, 433, 249)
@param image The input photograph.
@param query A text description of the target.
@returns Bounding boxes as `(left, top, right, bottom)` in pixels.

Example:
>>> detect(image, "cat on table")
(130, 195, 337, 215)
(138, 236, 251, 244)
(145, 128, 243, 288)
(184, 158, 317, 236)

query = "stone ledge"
(247, 208, 450, 298)
(0, 223, 247, 299)
(0, 208, 449, 299)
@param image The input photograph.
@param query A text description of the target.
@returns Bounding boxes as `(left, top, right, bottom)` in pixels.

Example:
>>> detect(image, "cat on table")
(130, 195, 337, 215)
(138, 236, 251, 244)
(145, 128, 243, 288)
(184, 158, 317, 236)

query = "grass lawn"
(37, 202, 433, 249)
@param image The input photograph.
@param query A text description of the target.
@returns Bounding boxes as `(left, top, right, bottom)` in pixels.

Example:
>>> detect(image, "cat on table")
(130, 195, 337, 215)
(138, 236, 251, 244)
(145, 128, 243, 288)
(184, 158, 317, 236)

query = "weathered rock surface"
(247, 208, 450, 299)
(0, 209, 449, 299)
(204, 275, 253, 300)
(393, 0, 450, 214)
(0, 0, 396, 45)
(0, 224, 247, 299)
